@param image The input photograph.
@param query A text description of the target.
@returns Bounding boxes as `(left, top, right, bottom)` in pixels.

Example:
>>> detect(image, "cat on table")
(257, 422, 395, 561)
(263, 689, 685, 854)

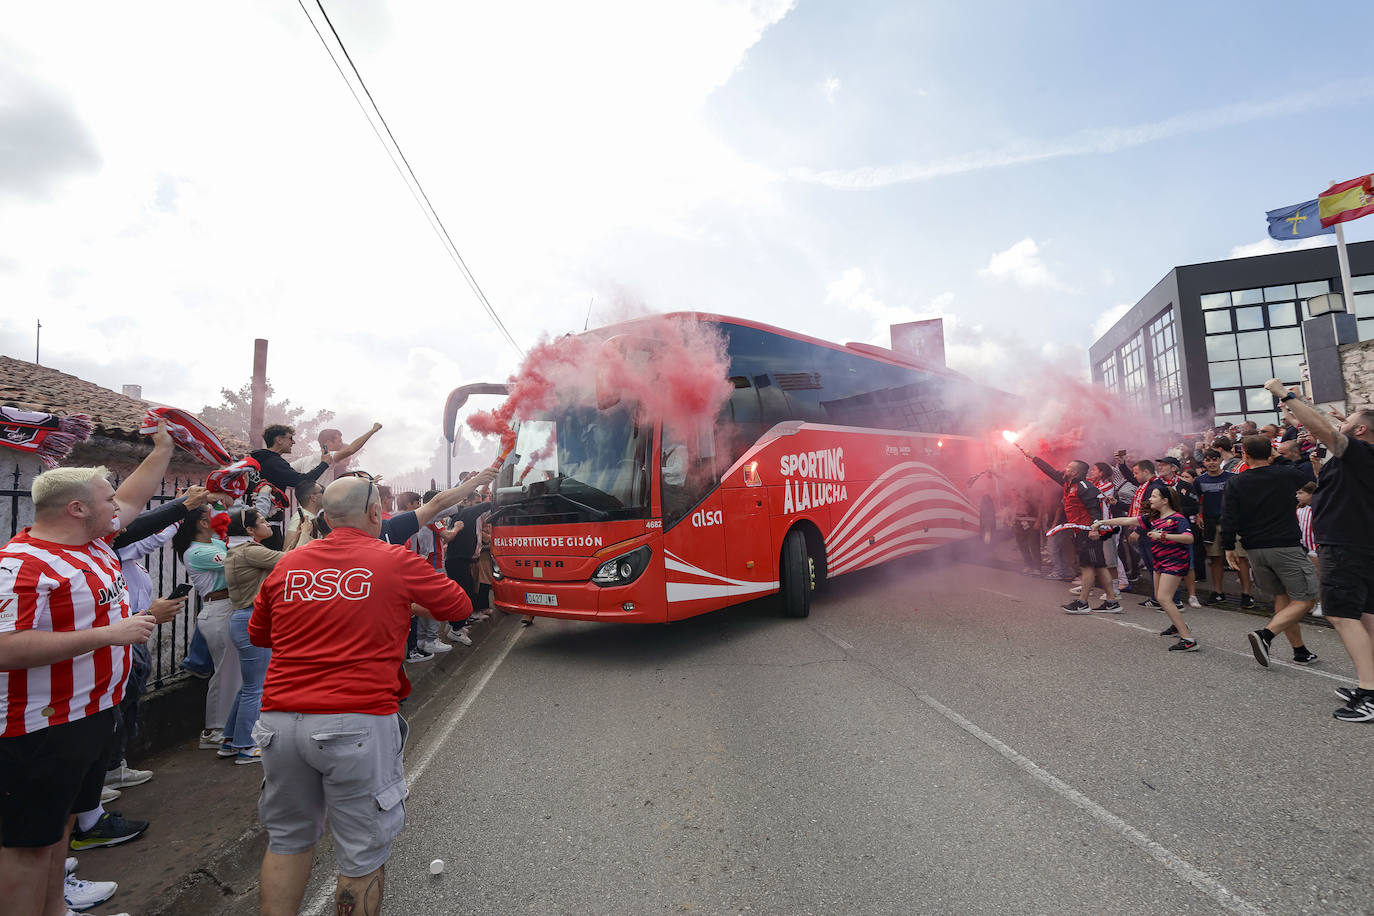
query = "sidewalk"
(81, 612, 519, 915)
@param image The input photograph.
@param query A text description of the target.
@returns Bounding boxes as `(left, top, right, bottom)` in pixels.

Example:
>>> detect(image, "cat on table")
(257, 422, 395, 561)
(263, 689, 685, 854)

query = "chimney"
(122, 384, 143, 400)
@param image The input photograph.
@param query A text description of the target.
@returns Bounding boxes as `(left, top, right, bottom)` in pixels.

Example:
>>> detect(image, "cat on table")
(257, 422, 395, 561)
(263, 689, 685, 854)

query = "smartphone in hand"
(169, 582, 193, 599)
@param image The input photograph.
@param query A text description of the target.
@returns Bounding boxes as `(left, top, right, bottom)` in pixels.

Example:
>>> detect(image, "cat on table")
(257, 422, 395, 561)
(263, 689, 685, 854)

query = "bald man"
(247, 476, 474, 916)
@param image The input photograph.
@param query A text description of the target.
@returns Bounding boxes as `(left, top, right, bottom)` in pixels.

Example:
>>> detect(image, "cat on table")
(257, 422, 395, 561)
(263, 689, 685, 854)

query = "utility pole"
(250, 339, 268, 447)
(35, 319, 41, 364)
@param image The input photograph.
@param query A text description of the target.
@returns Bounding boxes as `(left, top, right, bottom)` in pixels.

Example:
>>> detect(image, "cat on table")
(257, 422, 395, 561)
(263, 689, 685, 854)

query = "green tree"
(199, 379, 335, 449)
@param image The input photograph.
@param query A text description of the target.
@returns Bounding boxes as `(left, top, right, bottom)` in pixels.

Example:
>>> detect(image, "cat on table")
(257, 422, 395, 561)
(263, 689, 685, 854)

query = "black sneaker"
(1335, 687, 1358, 703)
(69, 812, 148, 850)
(1168, 638, 1199, 652)
(1094, 601, 1123, 613)
(1240, 594, 1256, 610)
(1292, 649, 1319, 665)
(404, 647, 434, 664)
(1159, 624, 1178, 637)
(1247, 629, 1272, 668)
(1060, 600, 1091, 614)
(1332, 695, 1374, 723)
(1140, 597, 1161, 609)
(1203, 591, 1224, 606)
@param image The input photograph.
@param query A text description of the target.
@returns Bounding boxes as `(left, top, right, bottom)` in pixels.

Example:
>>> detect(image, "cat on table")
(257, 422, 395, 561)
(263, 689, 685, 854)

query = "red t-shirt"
(249, 526, 472, 715)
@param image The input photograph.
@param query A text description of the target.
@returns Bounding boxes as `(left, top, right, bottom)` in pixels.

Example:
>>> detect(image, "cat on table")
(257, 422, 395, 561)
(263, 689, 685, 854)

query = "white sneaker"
(64, 874, 117, 910)
(423, 639, 453, 654)
(100, 786, 120, 804)
(104, 761, 151, 789)
(65, 857, 77, 876)
(449, 627, 473, 647)
(1313, 602, 1324, 617)
(1187, 596, 1201, 608)
(199, 728, 224, 749)
(1068, 585, 1082, 595)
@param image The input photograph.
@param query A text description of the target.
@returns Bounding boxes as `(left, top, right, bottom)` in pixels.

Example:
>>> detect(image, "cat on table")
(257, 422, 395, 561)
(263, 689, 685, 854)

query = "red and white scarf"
(139, 407, 231, 466)
(0, 407, 93, 468)
(207, 457, 261, 500)
(1129, 476, 1158, 518)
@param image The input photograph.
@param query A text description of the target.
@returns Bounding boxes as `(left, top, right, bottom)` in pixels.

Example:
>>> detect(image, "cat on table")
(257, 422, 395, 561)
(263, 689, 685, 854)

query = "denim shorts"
(254, 710, 409, 876)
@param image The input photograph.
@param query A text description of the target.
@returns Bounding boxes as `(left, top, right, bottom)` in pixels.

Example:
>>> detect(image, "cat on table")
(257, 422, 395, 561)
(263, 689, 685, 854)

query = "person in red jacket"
(1020, 449, 1121, 613)
(247, 475, 474, 916)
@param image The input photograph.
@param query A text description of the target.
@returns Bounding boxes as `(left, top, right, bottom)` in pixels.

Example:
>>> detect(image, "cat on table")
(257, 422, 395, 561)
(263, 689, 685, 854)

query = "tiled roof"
(0, 355, 252, 457)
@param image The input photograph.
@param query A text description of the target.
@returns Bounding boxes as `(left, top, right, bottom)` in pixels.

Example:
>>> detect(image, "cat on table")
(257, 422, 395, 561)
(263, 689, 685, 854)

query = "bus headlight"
(591, 546, 651, 587)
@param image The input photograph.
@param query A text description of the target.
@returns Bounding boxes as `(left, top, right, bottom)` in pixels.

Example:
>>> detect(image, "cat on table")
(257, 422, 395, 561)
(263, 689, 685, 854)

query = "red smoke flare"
(466, 315, 733, 464)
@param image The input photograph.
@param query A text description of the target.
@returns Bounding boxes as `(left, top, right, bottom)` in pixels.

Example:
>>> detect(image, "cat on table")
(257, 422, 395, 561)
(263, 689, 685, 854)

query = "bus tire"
(780, 528, 813, 619)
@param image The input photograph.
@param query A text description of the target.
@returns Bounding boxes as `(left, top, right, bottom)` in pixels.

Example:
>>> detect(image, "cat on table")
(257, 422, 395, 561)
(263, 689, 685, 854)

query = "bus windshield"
(499, 404, 650, 521)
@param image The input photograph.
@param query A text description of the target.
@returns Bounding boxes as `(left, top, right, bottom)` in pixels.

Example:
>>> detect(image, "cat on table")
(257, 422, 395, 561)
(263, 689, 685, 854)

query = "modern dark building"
(1089, 240, 1374, 429)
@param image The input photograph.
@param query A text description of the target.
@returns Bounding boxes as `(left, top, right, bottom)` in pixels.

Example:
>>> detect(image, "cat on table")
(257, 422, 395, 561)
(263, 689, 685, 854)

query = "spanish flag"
(1318, 173, 1374, 227)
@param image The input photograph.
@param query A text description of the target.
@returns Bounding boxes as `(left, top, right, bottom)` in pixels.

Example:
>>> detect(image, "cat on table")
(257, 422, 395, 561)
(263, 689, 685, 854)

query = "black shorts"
(0, 708, 115, 847)
(1318, 545, 1374, 620)
(1073, 530, 1106, 568)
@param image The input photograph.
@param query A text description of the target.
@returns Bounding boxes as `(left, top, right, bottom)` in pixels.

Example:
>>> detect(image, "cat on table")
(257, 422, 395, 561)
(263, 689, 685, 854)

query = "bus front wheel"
(780, 528, 814, 619)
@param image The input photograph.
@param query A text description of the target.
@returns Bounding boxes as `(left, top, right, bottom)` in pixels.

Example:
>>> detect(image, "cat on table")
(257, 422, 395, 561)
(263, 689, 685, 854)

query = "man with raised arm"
(1018, 448, 1120, 613)
(249, 474, 478, 915)
(1264, 378, 1374, 722)
(0, 422, 174, 916)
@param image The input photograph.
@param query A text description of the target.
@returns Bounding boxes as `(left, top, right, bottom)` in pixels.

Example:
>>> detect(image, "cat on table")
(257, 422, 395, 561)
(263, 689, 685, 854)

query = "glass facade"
(1203, 279, 1325, 425)
(1147, 310, 1183, 425)
(1356, 275, 1374, 342)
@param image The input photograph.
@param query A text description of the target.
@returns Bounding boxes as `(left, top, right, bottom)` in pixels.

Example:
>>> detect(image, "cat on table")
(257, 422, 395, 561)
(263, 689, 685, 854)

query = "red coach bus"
(476, 313, 1016, 623)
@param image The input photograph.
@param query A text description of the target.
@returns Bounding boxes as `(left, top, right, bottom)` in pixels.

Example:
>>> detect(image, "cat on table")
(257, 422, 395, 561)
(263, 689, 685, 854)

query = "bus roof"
(590, 311, 973, 383)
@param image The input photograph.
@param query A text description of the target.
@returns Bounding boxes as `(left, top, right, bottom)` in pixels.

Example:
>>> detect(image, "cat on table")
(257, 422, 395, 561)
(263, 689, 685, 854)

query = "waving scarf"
(139, 407, 231, 466)
(207, 457, 261, 500)
(0, 407, 93, 468)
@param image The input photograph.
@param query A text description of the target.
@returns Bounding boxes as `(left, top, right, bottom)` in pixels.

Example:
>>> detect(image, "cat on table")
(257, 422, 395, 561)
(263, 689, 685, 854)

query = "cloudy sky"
(4, 1, 1374, 481)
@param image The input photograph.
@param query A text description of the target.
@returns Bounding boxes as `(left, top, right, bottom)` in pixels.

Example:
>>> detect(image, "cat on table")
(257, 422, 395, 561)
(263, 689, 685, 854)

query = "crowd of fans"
(0, 418, 501, 915)
(1014, 377, 1374, 727)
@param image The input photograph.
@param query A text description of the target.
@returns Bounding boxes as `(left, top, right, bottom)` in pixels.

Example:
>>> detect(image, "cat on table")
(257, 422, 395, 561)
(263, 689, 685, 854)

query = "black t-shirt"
(1219, 463, 1311, 550)
(1311, 434, 1374, 548)
(1193, 471, 1234, 535)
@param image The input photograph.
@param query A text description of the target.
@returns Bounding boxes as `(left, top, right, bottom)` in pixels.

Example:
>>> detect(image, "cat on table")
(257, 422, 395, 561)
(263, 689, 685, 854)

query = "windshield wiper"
(534, 491, 610, 521)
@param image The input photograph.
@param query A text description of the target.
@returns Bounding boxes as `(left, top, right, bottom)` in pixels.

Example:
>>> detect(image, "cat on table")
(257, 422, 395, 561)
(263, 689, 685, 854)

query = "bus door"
(661, 422, 727, 620)
(721, 474, 773, 599)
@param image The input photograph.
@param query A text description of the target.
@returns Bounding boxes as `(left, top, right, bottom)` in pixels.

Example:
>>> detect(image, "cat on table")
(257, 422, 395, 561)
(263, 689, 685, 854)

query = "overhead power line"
(297, 0, 524, 356)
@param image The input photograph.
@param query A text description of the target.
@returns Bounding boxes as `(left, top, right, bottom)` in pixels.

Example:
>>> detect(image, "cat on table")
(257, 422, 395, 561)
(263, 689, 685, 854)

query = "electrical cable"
(297, 0, 525, 356)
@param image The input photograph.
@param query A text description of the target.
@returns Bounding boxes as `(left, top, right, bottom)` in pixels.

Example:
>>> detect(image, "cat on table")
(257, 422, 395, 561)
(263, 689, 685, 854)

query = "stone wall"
(1340, 338, 1374, 410)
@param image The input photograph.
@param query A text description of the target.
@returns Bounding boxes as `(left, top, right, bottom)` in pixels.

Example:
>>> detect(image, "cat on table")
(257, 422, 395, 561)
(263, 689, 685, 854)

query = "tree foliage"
(199, 379, 335, 449)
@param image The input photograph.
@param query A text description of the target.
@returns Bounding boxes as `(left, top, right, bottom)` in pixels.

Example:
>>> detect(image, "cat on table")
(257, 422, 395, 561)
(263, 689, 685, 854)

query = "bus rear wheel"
(780, 528, 814, 618)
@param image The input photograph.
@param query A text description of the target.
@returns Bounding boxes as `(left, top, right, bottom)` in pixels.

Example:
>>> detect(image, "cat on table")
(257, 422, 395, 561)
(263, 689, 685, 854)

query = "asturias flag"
(1318, 173, 1374, 227)
(1266, 199, 1334, 240)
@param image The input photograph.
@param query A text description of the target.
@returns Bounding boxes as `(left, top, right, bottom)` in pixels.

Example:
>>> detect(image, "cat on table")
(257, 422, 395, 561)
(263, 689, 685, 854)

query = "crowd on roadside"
(0, 415, 503, 915)
(1012, 377, 1374, 728)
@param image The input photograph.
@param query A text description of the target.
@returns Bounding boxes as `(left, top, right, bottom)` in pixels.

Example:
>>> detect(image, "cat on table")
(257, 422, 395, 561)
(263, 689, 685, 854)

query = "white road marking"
(816, 628, 853, 651)
(1089, 615, 1356, 684)
(978, 588, 1023, 601)
(919, 694, 1267, 916)
(306, 623, 525, 914)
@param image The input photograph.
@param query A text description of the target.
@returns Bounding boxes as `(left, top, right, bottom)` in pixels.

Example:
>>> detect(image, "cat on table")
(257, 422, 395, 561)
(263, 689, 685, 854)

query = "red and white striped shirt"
(0, 530, 131, 737)
(1296, 506, 1316, 552)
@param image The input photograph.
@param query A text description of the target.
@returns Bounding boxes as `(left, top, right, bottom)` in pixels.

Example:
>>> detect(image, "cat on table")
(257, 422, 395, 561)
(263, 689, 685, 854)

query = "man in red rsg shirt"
(248, 474, 473, 916)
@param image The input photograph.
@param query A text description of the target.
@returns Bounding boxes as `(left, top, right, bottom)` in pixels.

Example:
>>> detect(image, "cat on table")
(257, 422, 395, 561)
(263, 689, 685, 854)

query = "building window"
(1263, 284, 1296, 302)
(1147, 309, 1183, 420)
(1267, 302, 1297, 326)
(1120, 332, 1147, 409)
(1200, 292, 1231, 310)
(1099, 354, 1119, 392)
(1230, 288, 1264, 305)
(1296, 279, 1330, 299)
(1351, 274, 1374, 294)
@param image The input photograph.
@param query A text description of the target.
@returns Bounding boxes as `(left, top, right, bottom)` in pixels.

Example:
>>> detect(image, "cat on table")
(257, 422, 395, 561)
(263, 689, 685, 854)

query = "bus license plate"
(526, 592, 558, 607)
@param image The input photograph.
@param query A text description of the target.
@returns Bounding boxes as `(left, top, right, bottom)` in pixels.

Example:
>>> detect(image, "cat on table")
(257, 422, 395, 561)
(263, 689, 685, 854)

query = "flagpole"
(1329, 178, 1356, 311)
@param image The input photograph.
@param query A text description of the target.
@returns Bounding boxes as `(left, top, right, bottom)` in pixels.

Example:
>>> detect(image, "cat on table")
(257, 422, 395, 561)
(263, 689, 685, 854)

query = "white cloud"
(821, 76, 841, 102)
(979, 238, 1065, 291)
(1091, 303, 1132, 340)
(1228, 235, 1333, 259)
(787, 78, 1374, 189)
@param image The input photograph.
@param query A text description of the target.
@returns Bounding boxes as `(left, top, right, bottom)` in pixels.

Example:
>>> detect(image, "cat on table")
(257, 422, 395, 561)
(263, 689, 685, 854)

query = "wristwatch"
(1279, 392, 1298, 403)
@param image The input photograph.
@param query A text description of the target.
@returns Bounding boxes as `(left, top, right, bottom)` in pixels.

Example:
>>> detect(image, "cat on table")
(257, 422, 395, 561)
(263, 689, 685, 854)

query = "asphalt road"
(291, 552, 1371, 916)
